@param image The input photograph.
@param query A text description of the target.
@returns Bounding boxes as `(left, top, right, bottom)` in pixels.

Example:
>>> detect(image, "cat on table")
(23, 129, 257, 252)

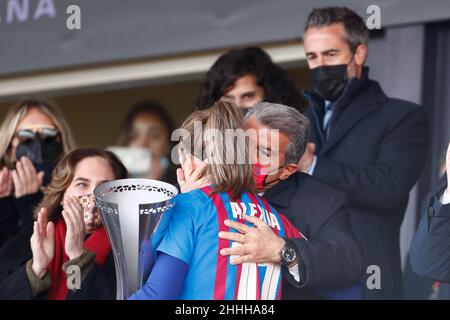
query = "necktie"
(323, 102, 334, 139)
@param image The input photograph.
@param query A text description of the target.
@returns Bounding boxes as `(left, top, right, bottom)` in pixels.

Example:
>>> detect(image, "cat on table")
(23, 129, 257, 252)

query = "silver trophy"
(94, 178, 178, 300)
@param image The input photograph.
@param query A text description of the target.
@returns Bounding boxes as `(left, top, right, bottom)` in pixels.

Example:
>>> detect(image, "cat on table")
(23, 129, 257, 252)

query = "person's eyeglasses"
(15, 127, 60, 143)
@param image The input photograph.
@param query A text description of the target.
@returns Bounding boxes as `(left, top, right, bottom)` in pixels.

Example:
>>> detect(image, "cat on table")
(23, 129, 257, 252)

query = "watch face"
(282, 247, 296, 264)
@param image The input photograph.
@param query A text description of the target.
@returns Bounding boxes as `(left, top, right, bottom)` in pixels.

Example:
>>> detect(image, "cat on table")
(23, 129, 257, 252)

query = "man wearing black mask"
(298, 7, 429, 299)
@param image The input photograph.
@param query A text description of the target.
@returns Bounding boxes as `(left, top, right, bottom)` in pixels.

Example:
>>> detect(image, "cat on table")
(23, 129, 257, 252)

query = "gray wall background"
(367, 25, 425, 271)
(2, 0, 450, 76)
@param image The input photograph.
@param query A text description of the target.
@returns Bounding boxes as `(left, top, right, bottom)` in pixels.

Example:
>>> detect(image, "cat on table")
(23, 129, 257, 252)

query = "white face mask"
(106, 146, 152, 178)
(78, 194, 102, 233)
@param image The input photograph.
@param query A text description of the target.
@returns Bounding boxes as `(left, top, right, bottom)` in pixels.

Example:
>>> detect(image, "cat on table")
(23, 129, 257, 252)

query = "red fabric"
(229, 191, 244, 300)
(258, 196, 302, 300)
(200, 186, 230, 300)
(48, 218, 111, 300)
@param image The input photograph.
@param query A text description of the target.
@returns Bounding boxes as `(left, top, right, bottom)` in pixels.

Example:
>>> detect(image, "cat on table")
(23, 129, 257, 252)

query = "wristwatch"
(279, 238, 297, 266)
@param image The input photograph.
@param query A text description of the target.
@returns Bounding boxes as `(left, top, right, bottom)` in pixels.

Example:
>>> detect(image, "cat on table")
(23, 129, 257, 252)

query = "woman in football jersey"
(129, 100, 303, 300)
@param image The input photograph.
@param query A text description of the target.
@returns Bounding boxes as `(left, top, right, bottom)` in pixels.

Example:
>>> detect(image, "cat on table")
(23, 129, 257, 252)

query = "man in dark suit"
(262, 171, 365, 299)
(297, 7, 429, 299)
(210, 102, 364, 299)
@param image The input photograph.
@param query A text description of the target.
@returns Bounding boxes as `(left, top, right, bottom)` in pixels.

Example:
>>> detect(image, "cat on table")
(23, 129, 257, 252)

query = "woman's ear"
(178, 148, 185, 168)
(182, 153, 194, 174)
(191, 155, 205, 167)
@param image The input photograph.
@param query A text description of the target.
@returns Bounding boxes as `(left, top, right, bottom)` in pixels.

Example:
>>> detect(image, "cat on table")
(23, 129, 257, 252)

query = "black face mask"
(15, 138, 63, 185)
(311, 64, 349, 102)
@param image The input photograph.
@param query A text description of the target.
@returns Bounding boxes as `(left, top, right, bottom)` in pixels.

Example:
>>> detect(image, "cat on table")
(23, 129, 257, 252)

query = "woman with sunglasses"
(0, 147, 127, 299)
(0, 99, 75, 246)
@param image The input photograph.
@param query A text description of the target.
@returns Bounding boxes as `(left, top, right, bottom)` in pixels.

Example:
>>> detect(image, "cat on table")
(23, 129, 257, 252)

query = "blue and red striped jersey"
(155, 185, 304, 300)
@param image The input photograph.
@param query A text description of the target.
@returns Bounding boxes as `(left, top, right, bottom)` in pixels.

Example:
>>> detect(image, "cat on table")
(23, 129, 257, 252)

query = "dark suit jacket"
(410, 181, 450, 300)
(264, 172, 364, 299)
(0, 192, 42, 247)
(0, 230, 116, 300)
(304, 70, 429, 299)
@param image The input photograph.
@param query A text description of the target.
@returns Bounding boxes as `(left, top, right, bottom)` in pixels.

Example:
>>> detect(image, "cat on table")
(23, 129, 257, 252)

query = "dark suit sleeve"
(313, 106, 428, 212)
(0, 252, 115, 300)
(410, 193, 450, 283)
(283, 191, 364, 288)
(14, 191, 42, 234)
(0, 231, 32, 299)
(0, 262, 34, 300)
(66, 254, 116, 300)
(0, 197, 19, 243)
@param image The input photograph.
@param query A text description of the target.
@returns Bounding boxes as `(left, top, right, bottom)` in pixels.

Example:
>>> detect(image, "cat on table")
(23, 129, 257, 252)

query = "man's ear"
(279, 163, 298, 181)
(354, 43, 367, 67)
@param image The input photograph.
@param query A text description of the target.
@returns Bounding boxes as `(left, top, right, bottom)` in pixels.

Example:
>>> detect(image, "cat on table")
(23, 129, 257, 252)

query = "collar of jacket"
(263, 172, 303, 208)
(432, 176, 448, 203)
(303, 67, 389, 155)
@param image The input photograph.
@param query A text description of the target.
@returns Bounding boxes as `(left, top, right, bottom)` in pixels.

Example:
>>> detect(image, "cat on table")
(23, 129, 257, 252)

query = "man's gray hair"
(245, 102, 309, 165)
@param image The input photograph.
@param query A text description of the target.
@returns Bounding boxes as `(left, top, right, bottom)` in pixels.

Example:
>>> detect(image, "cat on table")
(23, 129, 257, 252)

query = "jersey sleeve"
(128, 253, 188, 300)
(156, 192, 202, 265)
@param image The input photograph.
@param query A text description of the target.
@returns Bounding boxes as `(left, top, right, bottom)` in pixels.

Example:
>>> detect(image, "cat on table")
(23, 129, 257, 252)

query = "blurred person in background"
(113, 101, 177, 185)
(410, 141, 450, 300)
(0, 99, 75, 246)
(194, 47, 304, 111)
(0, 148, 127, 300)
